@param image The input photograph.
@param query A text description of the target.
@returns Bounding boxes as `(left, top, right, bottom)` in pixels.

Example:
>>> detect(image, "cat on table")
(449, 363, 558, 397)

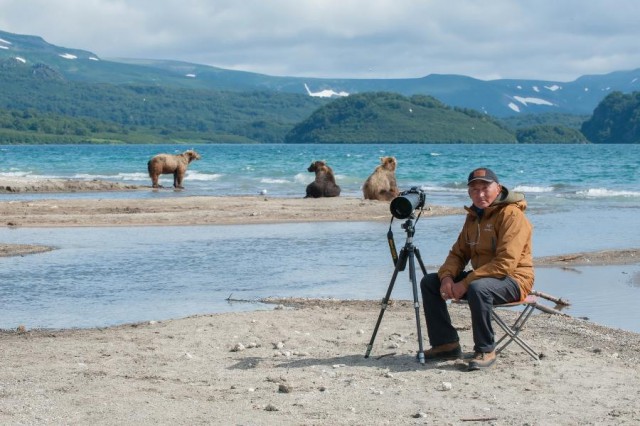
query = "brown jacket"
(438, 186, 534, 300)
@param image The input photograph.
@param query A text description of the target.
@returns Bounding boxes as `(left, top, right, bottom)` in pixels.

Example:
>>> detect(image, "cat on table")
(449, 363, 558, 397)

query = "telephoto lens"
(389, 188, 425, 219)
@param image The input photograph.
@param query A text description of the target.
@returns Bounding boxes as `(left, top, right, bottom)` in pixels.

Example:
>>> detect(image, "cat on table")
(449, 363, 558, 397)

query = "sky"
(1, 0, 639, 82)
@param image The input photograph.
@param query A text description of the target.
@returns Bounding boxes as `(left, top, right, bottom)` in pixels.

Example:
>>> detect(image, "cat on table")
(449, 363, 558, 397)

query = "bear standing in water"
(147, 150, 201, 189)
(362, 156, 400, 201)
(305, 160, 341, 198)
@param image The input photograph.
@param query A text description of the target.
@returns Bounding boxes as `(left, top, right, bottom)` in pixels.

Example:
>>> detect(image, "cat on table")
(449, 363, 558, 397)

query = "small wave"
(294, 173, 312, 184)
(115, 172, 149, 181)
(438, 181, 469, 190)
(430, 152, 441, 156)
(0, 171, 33, 178)
(260, 178, 290, 184)
(576, 188, 640, 198)
(73, 173, 113, 180)
(184, 171, 223, 181)
(73, 173, 147, 181)
(420, 185, 466, 193)
(513, 185, 554, 193)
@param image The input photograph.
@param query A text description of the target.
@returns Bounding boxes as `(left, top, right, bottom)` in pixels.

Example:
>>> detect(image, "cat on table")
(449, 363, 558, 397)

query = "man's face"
(468, 181, 501, 209)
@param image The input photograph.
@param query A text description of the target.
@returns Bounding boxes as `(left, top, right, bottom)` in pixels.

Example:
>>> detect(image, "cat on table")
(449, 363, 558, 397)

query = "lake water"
(1, 144, 639, 332)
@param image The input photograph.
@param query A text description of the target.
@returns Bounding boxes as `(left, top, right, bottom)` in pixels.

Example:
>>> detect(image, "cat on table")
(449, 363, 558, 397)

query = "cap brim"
(468, 178, 496, 185)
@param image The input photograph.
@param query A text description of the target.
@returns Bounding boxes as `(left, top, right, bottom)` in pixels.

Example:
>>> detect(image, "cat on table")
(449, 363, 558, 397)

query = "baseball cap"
(467, 168, 499, 185)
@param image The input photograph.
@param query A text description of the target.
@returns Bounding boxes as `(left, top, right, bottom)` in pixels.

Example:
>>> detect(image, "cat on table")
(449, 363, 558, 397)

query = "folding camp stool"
(492, 294, 540, 361)
(455, 294, 540, 361)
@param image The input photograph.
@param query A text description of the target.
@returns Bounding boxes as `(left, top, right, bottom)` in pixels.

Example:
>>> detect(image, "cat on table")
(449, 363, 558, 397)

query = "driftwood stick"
(534, 302, 571, 316)
(461, 417, 498, 422)
(531, 290, 571, 306)
(225, 294, 259, 304)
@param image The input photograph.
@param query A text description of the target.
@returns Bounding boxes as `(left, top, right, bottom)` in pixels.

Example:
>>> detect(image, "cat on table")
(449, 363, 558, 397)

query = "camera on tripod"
(367, 185, 429, 364)
(389, 187, 426, 219)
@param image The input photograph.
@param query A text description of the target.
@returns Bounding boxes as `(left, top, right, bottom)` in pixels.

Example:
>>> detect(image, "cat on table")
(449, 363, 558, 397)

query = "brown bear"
(147, 150, 201, 189)
(362, 156, 400, 201)
(305, 160, 341, 198)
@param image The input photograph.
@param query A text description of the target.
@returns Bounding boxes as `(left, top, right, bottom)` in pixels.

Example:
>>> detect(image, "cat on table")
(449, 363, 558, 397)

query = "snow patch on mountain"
(15, 57, 26, 63)
(59, 53, 77, 60)
(0, 38, 11, 45)
(545, 85, 561, 91)
(507, 94, 555, 113)
(0, 45, 8, 50)
(513, 96, 554, 106)
(304, 84, 349, 98)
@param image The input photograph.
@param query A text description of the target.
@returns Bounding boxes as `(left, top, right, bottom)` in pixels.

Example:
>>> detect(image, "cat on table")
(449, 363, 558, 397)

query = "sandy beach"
(1, 178, 640, 425)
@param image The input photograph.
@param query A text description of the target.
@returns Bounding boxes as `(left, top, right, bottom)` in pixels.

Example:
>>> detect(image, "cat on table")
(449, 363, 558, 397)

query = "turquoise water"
(0, 144, 639, 331)
(2, 143, 639, 208)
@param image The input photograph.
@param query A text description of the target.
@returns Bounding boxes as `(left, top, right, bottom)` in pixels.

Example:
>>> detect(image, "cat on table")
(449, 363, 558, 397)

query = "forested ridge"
(581, 91, 640, 144)
(285, 92, 517, 143)
(0, 61, 324, 144)
(1, 59, 637, 144)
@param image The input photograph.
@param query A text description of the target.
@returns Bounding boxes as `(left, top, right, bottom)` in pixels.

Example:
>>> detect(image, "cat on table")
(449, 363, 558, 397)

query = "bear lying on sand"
(147, 150, 201, 189)
(305, 160, 341, 198)
(362, 156, 400, 201)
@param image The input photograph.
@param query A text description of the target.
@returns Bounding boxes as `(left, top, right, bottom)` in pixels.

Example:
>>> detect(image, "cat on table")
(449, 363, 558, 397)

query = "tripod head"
(400, 216, 416, 235)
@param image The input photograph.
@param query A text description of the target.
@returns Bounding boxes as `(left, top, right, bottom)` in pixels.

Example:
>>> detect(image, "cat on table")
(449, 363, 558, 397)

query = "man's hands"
(439, 276, 467, 300)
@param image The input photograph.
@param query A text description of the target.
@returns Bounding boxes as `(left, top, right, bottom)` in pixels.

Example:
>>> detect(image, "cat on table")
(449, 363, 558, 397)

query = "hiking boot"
(423, 342, 462, 361)
(467, 350, 496, 371)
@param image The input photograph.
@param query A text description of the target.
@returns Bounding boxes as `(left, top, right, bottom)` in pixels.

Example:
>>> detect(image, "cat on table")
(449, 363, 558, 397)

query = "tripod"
(364, 216, 428, 364)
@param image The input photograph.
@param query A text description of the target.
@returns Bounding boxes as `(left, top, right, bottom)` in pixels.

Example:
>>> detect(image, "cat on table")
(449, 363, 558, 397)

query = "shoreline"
(0, 178, 461, 227)
(0, 194, 460, 227)
(2, 298, 639, 424)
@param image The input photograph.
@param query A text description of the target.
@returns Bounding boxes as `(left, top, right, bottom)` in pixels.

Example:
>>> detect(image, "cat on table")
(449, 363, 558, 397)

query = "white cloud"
(0, 0, 639, 81)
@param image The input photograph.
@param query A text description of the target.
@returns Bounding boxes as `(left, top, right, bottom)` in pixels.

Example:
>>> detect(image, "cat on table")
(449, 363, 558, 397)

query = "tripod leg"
(364, 247, 407, 359)
(414, 247, 428, 276)
(408, 249, 426, 364)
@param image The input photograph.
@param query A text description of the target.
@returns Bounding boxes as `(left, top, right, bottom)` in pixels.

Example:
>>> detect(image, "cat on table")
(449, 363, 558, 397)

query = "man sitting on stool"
(420, 167, 534, 371)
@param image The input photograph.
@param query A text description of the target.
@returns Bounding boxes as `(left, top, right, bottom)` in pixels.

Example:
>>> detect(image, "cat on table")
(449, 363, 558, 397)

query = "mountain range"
(1, 29, 639, 118)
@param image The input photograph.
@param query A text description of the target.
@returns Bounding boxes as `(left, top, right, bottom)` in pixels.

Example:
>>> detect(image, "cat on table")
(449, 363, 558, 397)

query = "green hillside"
(285, 92, 516, 143)
(581, 91, 640, 144)
(0, 60, 324, 144)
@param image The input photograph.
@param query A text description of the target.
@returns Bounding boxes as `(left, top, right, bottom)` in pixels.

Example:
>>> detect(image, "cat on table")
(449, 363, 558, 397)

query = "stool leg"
(493, 304, 539, 361)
